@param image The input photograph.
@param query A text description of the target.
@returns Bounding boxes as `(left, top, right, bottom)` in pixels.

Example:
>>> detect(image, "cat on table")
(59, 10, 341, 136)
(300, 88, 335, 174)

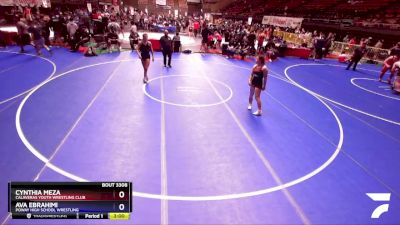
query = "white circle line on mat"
(350, 77, 400, 101)
(142, 75, 233, 107)
(284, 63, 400, 126)
(0, 51, 56, 105)
(16, 59, 343, 201)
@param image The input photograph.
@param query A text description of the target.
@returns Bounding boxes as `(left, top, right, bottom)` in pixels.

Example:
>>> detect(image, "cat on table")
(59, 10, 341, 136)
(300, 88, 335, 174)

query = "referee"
(346, 42, 367, 71)
(160, 30, 173, 68)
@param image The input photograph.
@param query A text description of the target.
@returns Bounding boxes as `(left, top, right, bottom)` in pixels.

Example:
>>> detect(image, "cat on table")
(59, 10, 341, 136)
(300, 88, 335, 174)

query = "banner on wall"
(0, 0, 14, 6)
(87, 3, 92, 13)
(0, 0, 51, 7)
(99, 1, 112, 5)
(248, 17, 252, 25)
(262, 16, 303, 28)
(156, 0, 166, 5)
(42, 0, 49, 7)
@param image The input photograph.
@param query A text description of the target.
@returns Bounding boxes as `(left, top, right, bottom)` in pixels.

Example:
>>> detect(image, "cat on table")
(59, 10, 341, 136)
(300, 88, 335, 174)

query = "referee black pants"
(162, 50, 172, 66)
(346, 57, 361, 71)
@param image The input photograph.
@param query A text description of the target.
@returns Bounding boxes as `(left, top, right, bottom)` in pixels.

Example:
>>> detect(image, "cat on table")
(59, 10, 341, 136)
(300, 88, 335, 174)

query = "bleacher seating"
(297, 0, 341, 12)
(221, 0, 400, 30)
(334, 0, 393, 13)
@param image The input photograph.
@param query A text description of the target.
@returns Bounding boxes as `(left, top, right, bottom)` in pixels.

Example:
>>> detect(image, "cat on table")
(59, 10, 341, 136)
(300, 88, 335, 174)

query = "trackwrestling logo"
(366, 193, 391, 219)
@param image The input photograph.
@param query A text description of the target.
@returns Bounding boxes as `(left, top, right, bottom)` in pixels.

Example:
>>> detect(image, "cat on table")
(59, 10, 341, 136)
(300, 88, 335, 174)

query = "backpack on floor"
(84, 46, 98, 57)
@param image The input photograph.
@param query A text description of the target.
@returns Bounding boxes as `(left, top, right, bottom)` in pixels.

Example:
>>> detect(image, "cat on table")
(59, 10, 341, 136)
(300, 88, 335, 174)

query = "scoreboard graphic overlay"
(8, 182, 132, 220)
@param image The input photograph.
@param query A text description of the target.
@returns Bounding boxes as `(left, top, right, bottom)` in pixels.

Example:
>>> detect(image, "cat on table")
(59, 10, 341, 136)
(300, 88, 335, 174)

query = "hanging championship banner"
(262, 16, 303, 29)
(87, 3, 92, 13)
(0, 0, 50, 7)
(248, 17, 252, 25)
(42, 0, 50, 8)
(156, 0, 166, 5)
(0, 0, 14, 6)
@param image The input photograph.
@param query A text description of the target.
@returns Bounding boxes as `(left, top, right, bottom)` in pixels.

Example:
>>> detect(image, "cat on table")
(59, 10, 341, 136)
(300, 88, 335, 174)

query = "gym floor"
(0, 46, 399, 225)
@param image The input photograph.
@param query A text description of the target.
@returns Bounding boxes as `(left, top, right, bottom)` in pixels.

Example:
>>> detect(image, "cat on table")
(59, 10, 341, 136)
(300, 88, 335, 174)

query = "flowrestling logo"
(366, 193, 391, 219)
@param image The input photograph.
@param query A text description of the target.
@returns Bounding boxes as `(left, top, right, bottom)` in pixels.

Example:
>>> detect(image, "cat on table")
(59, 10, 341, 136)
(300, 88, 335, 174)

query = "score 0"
(116, 189, 130, 212)
(118, 191, 126, 211)
(119, 191, 125, 199)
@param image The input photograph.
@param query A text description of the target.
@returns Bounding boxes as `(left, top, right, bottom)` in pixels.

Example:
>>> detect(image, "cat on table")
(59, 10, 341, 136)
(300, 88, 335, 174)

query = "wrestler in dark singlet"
(248, 56, 268, 116)
(137, 33, 154, 83)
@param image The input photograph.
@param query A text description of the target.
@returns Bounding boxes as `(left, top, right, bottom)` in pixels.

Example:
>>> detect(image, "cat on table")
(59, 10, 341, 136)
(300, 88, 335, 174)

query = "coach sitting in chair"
(71, 26, 91, 52)
(106, 27, 121, 53)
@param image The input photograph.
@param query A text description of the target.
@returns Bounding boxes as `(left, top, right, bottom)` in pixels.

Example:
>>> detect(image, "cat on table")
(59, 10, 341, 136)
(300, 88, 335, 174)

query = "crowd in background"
(0, 5, 196, 55)
(222, 0, 400, 30)
(196, 18, 400, 61)
(0, 4, 399, 61)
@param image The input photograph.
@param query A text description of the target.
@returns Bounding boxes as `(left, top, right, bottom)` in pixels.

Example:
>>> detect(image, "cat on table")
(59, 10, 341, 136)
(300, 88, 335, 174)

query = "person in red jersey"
(193, 20, 200, 38)
(379, 55, 399, 84)
(257, 30, 265, 51)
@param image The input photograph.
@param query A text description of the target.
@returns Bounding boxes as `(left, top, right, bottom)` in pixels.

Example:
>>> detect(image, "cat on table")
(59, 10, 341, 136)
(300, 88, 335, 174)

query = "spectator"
(0, 30, 6, 48)
(314, 35, 326, 59)
(257, 31, 265, 51)
(27, 21, 52, 56)
(193, 20, 200, 38)
(107, 26, 121, 53)
(349, 37, 357, 46)
(215, 31, 222, 49)
(201, 25, 211, 52)
(52, 14, 66, 46)
(390, 42, 400, 56)
(107, 17, 122, 37)
(130, 20, 137, 33)
(66, 18, 78, 51)
(71, 26, 90, 52)
(247, 31, 256, 49)
(375, 40, 384, 48)
(16, 17, 30, 53)
(42, 15, 52, 47)
(129, 28, 139, 51)
(343, 35, 349, 43)
(338, 51, 349, 63)
(226, 44, 236, 58)
(172, 32, 181, 52)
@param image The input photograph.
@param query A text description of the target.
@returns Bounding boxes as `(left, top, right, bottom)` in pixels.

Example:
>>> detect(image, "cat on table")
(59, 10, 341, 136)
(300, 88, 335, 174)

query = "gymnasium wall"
(135, 0, 188, 14)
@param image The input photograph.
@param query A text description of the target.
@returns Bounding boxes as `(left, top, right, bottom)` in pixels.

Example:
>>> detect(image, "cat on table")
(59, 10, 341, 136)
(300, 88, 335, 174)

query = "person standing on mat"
(379, 55, 399, 84)
(200, 25, 211, 53)
(389, 60, 400, 86)
(27, 21, 52, 56)
(248, 56, 268, 116)
(160, 30, 173, 68)
(346, 42, 367, 71)
(391, 60, 400, 76)
(67, 18, 78, 52)
(16, 17, 30, 53)
(137, 33, 154, 83)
